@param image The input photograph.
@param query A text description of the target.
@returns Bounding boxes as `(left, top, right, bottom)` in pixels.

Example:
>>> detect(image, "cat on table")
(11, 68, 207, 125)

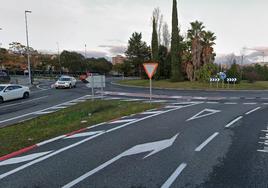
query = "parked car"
(0, 70, 10, 83)
(55, 76, 77, 89)
(0, 84, 30, 103)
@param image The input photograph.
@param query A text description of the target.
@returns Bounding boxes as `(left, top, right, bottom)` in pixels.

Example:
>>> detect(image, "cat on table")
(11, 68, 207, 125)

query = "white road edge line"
(0, 102, 202, 180)
(245, 107, 261, 115)
(161, 163, 187, 188)
(225, 116, 243, 128)
(195, 132, 219, 152)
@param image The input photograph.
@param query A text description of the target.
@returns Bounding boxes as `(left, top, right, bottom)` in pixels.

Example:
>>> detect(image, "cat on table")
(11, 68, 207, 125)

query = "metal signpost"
(143, 63, 158, 103)
(86, 75, 106, 100)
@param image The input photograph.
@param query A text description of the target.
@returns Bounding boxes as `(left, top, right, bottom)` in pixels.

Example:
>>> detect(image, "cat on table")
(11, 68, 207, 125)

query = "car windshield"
(59, 78, 71, 81)
(0, 86, 6, 91)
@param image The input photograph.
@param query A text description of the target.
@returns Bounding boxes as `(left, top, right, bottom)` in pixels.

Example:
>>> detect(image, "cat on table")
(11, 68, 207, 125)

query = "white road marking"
(144, 100, 168, 103)
(263, 103, 268, 105)
(0, 96, 48, 109)
(243, 103, 257, 105)
(164, 106, 182, 109)
(224, 102, 237, 105)
(34, 111, 55, 115)
(65, 131, 104, 139)
(141, 111, 166, 115)
(49, 106, 67, 110)
(0, 102, 201, 180)
(245, 107, 261, 115)
(161, 163, 187, 188)
(225, 116, 243, 128)
(121, 99, 144, 102)
(0, 95, 90, 124)
(37, 135, 66, 147)
(195, 132, 219, 152)
(206, 101, 219, 104)
(62, 102, 77, 106)
(0, 151, 52, 166)
(186, 109, 221, 122)
(193, 97, 207, 100)
(257, 147, 268, 153)
(261, 130, 268, 133)
(62, 134, 179, 188)
(109, 119, 137, 124)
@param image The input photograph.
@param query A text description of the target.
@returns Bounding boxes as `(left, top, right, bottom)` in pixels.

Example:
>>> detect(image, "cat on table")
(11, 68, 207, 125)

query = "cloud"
(98, 45, 127, 56)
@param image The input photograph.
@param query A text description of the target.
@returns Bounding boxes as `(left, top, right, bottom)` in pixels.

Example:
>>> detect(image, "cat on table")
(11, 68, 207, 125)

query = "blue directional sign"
(218, 72, 227, 80)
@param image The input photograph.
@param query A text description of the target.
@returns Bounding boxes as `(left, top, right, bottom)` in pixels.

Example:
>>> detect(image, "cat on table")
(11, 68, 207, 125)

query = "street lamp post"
(25, 10, 32, 85)
(57, 42, 62, 75)
(0, 28, 2, 48)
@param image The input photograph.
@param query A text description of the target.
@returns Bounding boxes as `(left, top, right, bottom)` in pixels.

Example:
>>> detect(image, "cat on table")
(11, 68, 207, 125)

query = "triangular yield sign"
(143, 63, 158, 79)
(186, 109, 221, 122)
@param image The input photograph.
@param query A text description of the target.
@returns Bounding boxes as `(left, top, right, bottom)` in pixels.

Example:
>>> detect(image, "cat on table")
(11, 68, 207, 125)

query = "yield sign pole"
(143, 63, 158, 103)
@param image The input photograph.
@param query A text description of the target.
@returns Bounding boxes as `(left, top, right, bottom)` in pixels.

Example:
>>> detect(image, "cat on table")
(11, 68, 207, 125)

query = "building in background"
(112, 55, 126, 65)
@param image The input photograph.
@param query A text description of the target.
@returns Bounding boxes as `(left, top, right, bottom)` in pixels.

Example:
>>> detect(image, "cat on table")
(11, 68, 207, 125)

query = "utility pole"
(0, 28, 2, 48)
(84, 44, 87, 58)
(25, 10, 32, 85)
(57, 42, 62, 75)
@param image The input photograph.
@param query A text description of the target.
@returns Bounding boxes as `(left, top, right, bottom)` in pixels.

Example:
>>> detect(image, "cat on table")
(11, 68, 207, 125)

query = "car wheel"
(69, 84, 72, 89)
(0, 97, 3, 103)
(23, 92, 30, 99)
(74, 84, 76, 88)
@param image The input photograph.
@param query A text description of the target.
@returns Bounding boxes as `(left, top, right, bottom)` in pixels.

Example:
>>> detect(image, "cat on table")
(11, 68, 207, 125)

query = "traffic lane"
(0, 103, 260, 187)
(198, 106, 268, 188)
(107, 81, 268, 99)
(73, 103, 260, 188)
(0, 84, 91, 127)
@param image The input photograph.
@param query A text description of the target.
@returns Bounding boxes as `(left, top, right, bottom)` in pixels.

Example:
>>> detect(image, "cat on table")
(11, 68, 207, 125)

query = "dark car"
(0, 70, 10, 83)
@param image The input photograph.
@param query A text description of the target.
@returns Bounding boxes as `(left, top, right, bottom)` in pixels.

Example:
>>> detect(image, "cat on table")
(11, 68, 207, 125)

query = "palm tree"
(202, 31, 216, 65)
(187, 21, 205, 80)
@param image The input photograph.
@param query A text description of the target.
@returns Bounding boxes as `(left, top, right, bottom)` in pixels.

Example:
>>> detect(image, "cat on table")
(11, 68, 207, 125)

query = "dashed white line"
(195, 132, 219, 152)
(245, 107, 261, 115)
(225, 116, 243, 128)
(224, 102, 237, 105)
(206, 102, 219, 104)
(141, 111, 166, 115)
(161, 163, 187, 188)
(109, 119, 137, 124)
(243, 103, 257, 105)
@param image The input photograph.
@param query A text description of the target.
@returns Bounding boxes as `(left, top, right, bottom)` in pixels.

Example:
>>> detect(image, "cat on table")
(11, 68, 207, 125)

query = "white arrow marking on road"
(62, 134, 179, 188)
(186, 109, 221, 122)
(65, 131, 105, 139)
(0, 151, 52, 166)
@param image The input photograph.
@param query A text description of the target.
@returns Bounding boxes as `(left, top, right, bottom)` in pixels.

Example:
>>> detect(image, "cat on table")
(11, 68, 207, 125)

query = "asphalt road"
(0, 78, 268, 187)
(0, 80, 93, 127)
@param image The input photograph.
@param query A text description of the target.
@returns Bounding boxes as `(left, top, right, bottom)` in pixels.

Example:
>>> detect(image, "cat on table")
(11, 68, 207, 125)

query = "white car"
(0, 84, 30, 103)
(55, 76, 77, 89)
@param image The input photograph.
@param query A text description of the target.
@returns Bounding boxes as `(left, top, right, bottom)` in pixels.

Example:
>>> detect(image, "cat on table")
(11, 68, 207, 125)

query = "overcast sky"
(1, 0, 268, 58)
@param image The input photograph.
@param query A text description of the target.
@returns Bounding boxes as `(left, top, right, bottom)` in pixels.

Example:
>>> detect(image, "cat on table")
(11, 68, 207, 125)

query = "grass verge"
(0, 100, 161, 157)
(117, 80, 268, 90)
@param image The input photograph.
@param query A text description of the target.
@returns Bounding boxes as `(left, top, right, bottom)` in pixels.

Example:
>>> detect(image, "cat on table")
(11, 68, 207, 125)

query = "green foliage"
(227, 63, 241, 83)
(242, 64, 268, 82)
(170, 0, 183, 82)
(60, 51, 85, 72)
(158, 45, 171, 79)
(125, 32, 151, 77)
(86, 58, 112, 74)
(151, 18, 160, 79)
(113, 61, 133, 77)
(196, 63, 218, 82)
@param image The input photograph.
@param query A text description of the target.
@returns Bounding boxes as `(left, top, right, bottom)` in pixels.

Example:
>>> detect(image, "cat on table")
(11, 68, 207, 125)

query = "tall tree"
(152, 7, 163, 45)
(187, 21, 205, 81)
(171, 0, 182, 81)
(151, 18, 159, 61)
(202, 31, 216, 65)
(162, 22, 171, 48)
(125, 32, 151, 77)
(151, 18, 160, 79)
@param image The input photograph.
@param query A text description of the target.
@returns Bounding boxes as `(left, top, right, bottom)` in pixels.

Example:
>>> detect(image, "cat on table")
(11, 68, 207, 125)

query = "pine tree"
(170, 0, 182, 81)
